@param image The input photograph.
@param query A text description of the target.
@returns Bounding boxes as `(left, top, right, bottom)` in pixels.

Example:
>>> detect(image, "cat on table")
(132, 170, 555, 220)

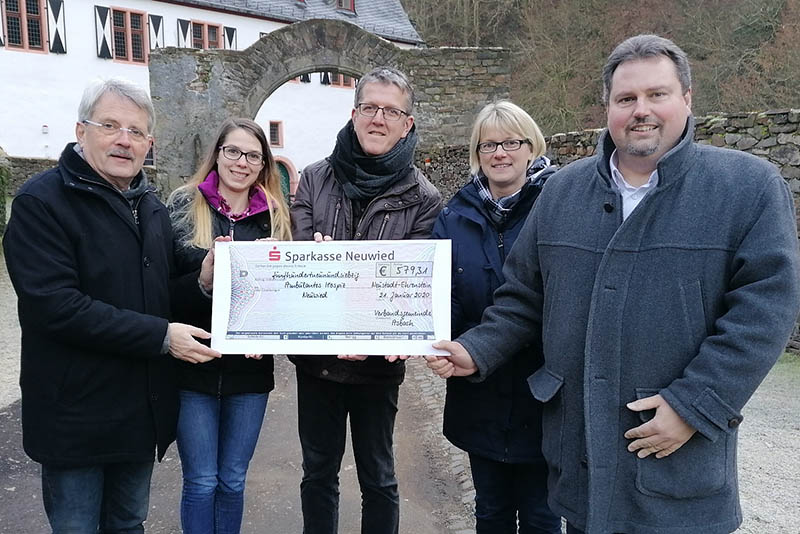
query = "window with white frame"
(3, 0, 46, 51)
(192, 21, 221, 49)
(336, 0, 355, 12)
(269, 121, 283, 148)
(112, 8, 147, 63)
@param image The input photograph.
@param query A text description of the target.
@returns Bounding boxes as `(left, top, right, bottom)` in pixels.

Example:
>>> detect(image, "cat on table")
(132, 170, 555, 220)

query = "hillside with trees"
(400, 0, 800, 134)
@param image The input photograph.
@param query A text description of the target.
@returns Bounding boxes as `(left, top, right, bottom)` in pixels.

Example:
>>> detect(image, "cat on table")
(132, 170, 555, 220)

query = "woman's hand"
(199, 236, 233, 292)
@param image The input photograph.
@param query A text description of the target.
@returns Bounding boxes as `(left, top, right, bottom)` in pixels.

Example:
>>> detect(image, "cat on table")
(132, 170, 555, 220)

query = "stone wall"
(415, 146, 471, 201)
(546, 110, 800, 182)
(0, 148, 10, 234)
(4, 157, 56, 196)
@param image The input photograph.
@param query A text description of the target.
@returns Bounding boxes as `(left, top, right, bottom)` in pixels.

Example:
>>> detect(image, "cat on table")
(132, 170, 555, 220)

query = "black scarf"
(329, 120, 417, 200)
(70, 143, 151, 208)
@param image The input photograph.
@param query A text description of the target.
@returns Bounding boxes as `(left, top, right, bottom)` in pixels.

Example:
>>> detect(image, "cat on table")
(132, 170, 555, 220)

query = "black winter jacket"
(169, 192, 275, 395)
(289, 158, 442, 385)
(431, 170, 553, 463)
(3, 144, 179, 466)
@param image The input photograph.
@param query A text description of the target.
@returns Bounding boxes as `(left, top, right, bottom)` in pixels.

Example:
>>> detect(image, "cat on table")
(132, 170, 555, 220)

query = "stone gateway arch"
(149, 18, 510, 192)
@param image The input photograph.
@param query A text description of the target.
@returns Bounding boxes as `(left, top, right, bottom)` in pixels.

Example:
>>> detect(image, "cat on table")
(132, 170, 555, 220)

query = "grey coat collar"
(594, 115, 697, 189)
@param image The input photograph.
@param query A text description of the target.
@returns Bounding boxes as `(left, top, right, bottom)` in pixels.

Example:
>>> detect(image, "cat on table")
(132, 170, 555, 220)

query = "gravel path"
(0, 252, 797, 533)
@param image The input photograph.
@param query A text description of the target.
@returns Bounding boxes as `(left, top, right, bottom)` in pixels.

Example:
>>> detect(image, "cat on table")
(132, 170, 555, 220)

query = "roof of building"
(157, 0, 424, 45)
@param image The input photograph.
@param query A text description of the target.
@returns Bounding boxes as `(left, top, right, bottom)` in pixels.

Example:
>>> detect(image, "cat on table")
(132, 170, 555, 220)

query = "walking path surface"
(1, 253, 798, 533)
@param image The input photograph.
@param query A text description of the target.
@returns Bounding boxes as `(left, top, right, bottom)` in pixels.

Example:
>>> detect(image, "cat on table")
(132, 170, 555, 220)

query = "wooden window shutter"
(223, 26, 236, 50)
(176, 18, 190, 47)
(47, 0, 67, 53)
(94, 5, 112, 58)
(148, 14, 163, 50)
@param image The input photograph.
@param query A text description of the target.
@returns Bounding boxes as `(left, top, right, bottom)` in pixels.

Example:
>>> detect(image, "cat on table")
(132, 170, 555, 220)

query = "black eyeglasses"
(477, 139, 531, 154)
(356, 103, 409, 122)
(219, 145, 265, 165)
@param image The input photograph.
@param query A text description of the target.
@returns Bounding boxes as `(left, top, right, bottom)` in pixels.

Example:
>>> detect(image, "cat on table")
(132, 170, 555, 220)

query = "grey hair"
(78, 77, 156, 133)
(353, 66, 415, 114)
(602, 34, 691, 105)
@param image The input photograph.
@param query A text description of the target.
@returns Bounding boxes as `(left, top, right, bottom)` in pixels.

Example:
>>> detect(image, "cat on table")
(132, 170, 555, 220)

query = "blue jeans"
(176, 390, 268, 534)
(296, 370, 399, 534)
(41, 461, 153, 533)
(468, 454, 560, 534)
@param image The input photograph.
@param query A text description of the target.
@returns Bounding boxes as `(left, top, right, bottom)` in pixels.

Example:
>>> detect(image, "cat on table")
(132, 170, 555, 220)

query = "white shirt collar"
(609, 150, 660, 220)
(609, 149, 659, 192)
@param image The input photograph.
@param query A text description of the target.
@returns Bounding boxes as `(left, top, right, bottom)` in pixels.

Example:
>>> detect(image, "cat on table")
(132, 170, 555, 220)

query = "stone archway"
(149, 18, 510, 192)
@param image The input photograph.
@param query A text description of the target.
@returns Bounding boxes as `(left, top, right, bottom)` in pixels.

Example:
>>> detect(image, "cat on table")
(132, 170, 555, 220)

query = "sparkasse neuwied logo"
(268, 246, 281, 262)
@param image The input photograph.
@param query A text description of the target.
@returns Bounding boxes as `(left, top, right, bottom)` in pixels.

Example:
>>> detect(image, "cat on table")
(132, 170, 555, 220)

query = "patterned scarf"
(473, 155, 552, 227)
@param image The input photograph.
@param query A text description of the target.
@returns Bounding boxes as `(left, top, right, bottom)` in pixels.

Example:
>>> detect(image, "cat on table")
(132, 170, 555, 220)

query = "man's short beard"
(624, 141, 659, 157)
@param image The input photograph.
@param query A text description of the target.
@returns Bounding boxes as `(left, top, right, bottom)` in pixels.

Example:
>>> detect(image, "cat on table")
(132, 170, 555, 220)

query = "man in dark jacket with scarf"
(3, 78, 220, 533)
(427, 35, 800, 534)
(290, 66, 442, 534)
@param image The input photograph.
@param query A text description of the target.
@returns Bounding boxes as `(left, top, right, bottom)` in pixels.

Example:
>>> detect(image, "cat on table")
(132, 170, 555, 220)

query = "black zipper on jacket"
(228, 219, 236, 240)
(132, 194, 145, 225)
(330, 201, 341, 239)
(377, 214, 390, 240)
(216, 374, 223, 399)
(497, 231, 506, 261)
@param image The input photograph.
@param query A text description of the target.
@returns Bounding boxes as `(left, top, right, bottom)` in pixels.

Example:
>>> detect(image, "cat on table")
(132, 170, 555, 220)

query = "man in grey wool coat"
(426, 34, 800, 534)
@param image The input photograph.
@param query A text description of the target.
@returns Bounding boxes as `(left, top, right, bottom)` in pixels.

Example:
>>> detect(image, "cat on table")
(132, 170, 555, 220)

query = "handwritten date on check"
(210, 240, 451, 355)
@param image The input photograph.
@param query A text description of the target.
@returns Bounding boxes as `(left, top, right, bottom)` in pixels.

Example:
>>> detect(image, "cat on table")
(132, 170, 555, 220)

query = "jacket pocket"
(527, 367, 564, 470)
(633, 388, 730, 499)
(679, 279, 708, 354)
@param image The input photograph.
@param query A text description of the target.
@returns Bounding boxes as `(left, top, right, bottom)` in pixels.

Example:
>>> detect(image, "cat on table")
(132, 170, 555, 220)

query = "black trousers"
(296, 370, 400, 534)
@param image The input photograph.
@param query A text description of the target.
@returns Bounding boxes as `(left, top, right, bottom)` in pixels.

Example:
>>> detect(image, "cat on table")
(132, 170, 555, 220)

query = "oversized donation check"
(211, 240, 451, 355)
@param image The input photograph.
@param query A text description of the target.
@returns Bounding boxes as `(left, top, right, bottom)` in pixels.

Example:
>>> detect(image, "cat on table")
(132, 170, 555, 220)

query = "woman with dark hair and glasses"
(167, 118, 291, 534)
(431, 101, 561, 534)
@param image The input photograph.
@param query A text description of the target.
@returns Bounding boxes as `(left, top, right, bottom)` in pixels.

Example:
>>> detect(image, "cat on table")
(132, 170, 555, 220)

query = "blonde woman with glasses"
(431, 101, 560, 534)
